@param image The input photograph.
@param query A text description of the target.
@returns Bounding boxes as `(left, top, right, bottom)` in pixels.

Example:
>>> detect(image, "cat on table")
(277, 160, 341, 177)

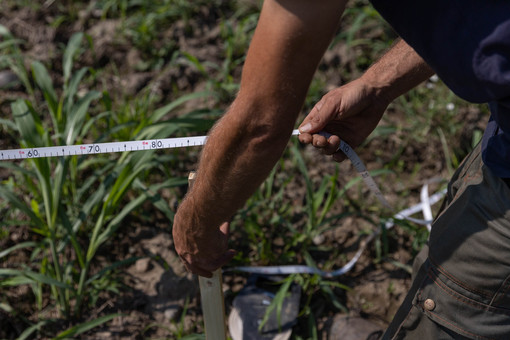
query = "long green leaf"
(0, 276, 35, 287)
(31, 61, 58, 116)
(0, 187, 45, 225)
(181, 335, 206, 340)
(63, 67, 88, 114)
(65, 90, 102, 145)
(59, 208, 85, 269)
(0, 268, 30, 276)
(0, 162, 36, 177)
(53, 313, 119, 339)
(79, 111, 113, 141)
(291, 144, 315, 224)
(0, 38, 24, 50)
(17, 320, 50, 340)
(11, 99, 44, 148)
(0, 25, 33, 95)
(106, 157, 152, 209)
(259, 276, 293, 332)
(24, 270, 73, 290)
(0, 118, 18, 130)
(0, 302, 13, 313)
(0, 241, 37, 259)
(94, 193, 147, 250)
(320, 283, 348, 312)
(151, 91, 214, 123)
(85, 256, 141, 285)
(318, 170, 339, 225)
(63, 32, 84, 84)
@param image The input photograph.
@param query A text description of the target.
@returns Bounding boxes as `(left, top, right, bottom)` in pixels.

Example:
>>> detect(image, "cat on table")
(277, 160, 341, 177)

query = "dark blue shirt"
(369, 0, 510, 178)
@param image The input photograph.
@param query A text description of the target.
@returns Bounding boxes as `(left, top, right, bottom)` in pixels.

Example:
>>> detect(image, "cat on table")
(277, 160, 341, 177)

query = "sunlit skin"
(299, 39, 434, 161)
(172, 0, 434, 278)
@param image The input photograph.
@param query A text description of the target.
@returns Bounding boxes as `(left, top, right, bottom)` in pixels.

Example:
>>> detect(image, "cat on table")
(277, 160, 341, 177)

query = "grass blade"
(17, 320, 51, 340)
(23, 270, 74, 290)
(0, 187, 45, 225)
(65, 90, 102, 145)
(151, 91, 214, 122)
(31, 61, 58, 117)
(53, 313, 120, 339)
(63, 32, 84, 84)
(0, 241, 37, 259)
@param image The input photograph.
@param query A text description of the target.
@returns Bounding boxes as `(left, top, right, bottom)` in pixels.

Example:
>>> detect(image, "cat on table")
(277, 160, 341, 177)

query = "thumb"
(299, 100, 329, 134)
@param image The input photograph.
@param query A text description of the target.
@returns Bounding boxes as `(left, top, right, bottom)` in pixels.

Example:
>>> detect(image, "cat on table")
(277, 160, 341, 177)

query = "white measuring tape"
(0, 135, 209, 161)
(0, 129, 445, 277)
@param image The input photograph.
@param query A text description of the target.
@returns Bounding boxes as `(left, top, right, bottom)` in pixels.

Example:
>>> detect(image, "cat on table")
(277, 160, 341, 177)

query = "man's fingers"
(179, 255, 213, 278)
(298, 132, 313, 145)
(309, 133, 340, 153)
(332, 151, 347, 163)
(180, 248, 236, 278)
(212, 249, 236, 268)
(323, 134, 341, 154)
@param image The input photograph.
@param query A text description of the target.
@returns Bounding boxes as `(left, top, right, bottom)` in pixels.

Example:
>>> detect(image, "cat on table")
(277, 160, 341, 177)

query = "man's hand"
(298, 39, 434, 161)
(173, 201, 236, 278)
(298, 79, 390, 162)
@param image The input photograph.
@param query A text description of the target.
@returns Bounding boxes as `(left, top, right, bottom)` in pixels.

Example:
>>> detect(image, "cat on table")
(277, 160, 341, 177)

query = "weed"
(0, 28, 218, 337)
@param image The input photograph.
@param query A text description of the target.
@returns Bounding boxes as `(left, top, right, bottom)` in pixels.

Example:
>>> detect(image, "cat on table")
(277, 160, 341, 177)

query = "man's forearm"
(178, 0, 348, 230)
(363, 39, 435, 102)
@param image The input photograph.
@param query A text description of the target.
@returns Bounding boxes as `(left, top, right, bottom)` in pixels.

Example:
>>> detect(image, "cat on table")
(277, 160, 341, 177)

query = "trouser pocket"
(415, 264, 510, 340)
(385, 143, 510, 340)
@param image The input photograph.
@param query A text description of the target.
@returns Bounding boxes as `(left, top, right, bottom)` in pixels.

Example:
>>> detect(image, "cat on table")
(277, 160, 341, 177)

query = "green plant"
(95, 0, 228, 69)
(0, 28, 218, 337)
(1, 31, 106, 318)
(232, 161, 295, 265)
(231, 143, 356, 336)
(290, 143, 351, 248)
(141, 296, 205, 339)
(0, 25, 34, 96)
(0, 31, 123, 337)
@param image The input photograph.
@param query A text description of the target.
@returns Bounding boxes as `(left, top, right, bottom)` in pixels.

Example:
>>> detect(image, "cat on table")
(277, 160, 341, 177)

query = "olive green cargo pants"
(383, 143, 510, 340)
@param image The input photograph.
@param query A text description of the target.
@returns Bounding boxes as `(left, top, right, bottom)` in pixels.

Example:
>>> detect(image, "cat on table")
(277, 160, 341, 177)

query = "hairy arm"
(298, 38, 435, 160)
(173, 0, 347, 276)
(364, 38, 434, 102)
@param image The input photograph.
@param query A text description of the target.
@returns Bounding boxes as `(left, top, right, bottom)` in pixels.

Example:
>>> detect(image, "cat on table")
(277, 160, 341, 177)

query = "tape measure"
(0, 129, 439, 224)
(0, 135, 209, 161)
(1, 128, 440, 226)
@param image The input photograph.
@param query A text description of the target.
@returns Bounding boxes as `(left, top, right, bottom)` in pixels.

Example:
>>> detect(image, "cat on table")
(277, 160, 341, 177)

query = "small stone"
(313, 234, 325, 245)
(135, 258, 151, 273)
(164, 306, 181, 321)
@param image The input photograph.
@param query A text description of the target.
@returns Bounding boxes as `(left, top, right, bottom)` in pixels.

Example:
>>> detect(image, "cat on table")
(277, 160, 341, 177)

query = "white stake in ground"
(188, 172, 227, 340)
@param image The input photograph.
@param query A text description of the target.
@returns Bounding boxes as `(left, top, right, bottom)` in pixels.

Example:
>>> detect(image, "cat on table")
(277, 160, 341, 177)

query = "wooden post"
(188, 172, 227, 340)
